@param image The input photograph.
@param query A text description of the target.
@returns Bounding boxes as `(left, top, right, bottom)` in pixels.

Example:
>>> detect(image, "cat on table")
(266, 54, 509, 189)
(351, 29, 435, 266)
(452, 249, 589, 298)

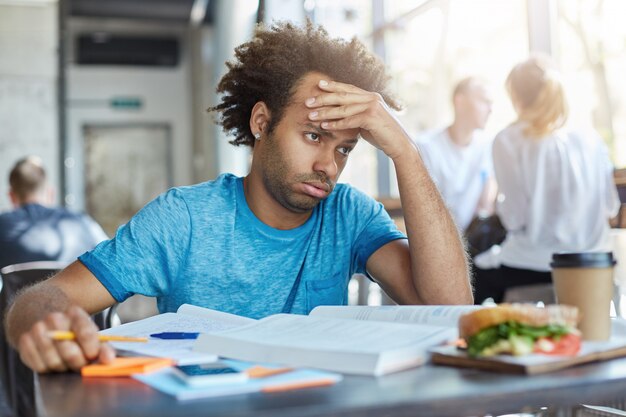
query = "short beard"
(260, 133, 334, 213)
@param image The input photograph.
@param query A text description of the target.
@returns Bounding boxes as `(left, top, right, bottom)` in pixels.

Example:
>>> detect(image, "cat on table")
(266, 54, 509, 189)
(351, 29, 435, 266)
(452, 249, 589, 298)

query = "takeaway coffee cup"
(551, 252, 617, 341)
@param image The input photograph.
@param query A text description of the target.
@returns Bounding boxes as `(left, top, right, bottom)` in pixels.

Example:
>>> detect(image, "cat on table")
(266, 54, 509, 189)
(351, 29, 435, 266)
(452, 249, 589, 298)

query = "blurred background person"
(0, 156, 108, 270)
(416, 77, 497, 234)
(473, 55, 621, 304)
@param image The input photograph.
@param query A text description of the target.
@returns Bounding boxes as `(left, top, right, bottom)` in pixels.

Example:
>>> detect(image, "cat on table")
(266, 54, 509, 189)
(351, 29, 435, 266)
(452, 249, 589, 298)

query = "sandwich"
(459, 304, 581, 357)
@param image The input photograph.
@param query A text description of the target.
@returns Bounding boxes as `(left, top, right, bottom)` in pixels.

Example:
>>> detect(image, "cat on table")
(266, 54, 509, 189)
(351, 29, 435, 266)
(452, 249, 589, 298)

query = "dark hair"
(9, 156, 46, 200)
(209, 20, 400, 147)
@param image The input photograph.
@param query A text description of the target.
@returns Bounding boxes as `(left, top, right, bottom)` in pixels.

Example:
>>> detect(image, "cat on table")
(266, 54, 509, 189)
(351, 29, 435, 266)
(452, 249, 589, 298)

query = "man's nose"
(312, 149, 338, 180)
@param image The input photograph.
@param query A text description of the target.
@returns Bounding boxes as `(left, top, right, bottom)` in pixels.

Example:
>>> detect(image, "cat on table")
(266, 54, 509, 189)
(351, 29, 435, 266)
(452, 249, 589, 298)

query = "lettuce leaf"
(467, 321, 573, 357)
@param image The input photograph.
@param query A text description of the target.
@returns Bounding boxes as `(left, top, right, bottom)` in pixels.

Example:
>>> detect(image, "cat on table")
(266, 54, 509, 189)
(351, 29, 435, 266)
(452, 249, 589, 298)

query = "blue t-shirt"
(79, 174, 405, 319)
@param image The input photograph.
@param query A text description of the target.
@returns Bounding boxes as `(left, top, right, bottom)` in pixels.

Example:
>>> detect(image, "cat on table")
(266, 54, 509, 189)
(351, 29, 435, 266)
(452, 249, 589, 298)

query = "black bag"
(464, 215, 507, 258)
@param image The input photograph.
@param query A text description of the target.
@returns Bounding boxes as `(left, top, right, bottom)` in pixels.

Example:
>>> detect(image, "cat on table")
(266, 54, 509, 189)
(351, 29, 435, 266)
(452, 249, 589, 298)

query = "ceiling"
(68, 0, 216, 25)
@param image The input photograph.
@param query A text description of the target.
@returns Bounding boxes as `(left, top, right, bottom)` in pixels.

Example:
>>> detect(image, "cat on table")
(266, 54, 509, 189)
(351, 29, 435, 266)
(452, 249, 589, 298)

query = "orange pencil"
(261, 378, 337, 393)
(47, 331, 148, 343)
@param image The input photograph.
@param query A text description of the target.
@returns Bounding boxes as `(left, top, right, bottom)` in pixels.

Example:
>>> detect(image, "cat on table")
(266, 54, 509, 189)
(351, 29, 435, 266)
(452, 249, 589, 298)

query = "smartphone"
(172, 363, 248, 387)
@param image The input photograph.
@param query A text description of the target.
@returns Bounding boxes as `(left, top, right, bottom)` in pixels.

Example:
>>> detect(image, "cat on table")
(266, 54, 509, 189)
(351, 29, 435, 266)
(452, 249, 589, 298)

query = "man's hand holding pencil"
(17, 305, 117, 373)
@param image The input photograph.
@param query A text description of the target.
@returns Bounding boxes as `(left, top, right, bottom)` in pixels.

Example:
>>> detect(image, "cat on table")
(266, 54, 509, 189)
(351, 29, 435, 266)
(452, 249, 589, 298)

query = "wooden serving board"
(431, 319, 626, 374)
(430, 344, 626, 375)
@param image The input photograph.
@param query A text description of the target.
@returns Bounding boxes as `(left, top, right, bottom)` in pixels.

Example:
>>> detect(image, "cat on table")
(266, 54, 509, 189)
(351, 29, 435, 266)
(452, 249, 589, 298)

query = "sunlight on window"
(556, 0, 626, 167)
(384, 0, 528, 140)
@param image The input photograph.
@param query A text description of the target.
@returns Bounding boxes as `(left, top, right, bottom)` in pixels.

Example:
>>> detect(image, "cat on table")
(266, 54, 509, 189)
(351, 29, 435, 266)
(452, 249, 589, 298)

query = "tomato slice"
(533, 334, 581, 356)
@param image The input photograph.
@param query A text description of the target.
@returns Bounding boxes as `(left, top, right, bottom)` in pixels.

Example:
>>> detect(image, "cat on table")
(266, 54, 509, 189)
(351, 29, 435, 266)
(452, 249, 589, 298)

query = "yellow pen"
(47, 331, 148, 343)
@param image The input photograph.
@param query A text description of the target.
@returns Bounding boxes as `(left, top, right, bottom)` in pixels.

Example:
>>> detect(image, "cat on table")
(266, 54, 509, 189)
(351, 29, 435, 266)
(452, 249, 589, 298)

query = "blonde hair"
(506, 55, 568, 138)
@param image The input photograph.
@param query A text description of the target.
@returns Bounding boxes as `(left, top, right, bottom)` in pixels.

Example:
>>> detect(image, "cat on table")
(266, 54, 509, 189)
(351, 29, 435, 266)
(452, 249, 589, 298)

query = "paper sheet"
(100, 305, 256, 365)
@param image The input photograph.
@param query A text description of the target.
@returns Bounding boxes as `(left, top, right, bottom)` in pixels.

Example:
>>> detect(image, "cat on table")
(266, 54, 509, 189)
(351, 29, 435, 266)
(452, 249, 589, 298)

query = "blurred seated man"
(416, 77, 497, 232)
(0, 156, 108, 270)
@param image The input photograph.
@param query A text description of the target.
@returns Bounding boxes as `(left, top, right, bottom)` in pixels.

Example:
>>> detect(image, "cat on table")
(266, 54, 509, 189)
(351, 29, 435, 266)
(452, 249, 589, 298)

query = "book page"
(203, 314, 453, 352)
(100, 308, 254, 365)
(309, 305, 482, 328)
(177, 304, 256, 326)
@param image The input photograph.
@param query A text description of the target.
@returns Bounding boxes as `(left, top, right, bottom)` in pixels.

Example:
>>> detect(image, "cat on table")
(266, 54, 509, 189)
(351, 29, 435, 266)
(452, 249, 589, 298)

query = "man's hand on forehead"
(304, 79, 412, 160)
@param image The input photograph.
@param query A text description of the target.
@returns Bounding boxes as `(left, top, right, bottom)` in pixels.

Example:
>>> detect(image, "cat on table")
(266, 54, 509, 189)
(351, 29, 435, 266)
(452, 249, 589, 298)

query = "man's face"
(457, 84, 493, 130)
(256, 72, 360, 213)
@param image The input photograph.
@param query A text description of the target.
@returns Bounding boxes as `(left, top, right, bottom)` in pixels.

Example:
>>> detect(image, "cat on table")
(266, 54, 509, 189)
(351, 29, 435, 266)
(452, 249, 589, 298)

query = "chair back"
(0, 261, 115, 417)
(0, 261, 66, 417)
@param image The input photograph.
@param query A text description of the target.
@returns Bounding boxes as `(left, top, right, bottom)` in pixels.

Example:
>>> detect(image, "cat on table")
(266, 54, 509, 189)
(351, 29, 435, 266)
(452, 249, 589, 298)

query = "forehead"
(291, 71, 327, 101)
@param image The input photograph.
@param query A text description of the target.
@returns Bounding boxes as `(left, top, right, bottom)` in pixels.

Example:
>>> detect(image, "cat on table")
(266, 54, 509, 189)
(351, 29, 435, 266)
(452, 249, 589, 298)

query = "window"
(556, 0, 626, 167)
(384, 0, 528, 142)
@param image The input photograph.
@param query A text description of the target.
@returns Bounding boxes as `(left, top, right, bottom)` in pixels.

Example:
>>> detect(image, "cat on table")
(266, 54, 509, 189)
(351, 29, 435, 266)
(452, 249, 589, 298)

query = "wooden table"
(37, 357, 626, 417)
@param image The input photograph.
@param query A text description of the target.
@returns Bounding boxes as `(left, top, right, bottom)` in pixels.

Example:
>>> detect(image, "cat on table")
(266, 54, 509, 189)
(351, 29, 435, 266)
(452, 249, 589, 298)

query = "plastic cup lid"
(551, 252, 616, 268)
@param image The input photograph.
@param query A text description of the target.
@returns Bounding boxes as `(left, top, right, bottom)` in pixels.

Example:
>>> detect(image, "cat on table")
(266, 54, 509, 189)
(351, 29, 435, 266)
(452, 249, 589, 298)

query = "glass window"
(556, 0, 626, 167)
(384, 0, 528, 141)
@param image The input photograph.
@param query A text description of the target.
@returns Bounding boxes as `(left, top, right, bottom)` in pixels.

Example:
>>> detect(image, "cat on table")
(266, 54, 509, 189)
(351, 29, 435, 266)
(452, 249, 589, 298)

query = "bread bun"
(459, 304, 579, 339)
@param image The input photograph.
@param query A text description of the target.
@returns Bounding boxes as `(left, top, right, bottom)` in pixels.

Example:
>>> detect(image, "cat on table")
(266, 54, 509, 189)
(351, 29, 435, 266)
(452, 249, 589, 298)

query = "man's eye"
(304, 132, 320, 142)
(337, 147, 353, 156)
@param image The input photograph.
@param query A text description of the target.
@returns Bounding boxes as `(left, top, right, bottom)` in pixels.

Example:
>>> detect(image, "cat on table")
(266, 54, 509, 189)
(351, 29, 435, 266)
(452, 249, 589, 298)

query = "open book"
(193, 305, 482, 376)
(102, 303, 626, 376)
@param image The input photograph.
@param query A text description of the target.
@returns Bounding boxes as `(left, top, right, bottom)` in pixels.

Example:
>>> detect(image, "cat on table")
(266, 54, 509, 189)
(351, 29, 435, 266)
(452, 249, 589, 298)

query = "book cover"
(133, 360, 342, 401)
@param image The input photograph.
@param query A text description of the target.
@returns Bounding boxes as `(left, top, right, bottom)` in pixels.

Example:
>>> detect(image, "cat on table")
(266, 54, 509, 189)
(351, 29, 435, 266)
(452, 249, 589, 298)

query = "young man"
(0, 156, 107, 269)
(6, 22, 471, 373)
(416, 77, 496, 231)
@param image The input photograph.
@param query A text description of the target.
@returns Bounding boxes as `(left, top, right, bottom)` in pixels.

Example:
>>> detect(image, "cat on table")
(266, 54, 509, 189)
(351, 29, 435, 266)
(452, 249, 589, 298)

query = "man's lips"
(301, 181, 330, 199)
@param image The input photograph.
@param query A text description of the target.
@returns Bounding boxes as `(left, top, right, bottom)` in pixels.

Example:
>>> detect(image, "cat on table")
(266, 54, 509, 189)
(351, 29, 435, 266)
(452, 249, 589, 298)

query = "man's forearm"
(393, 143, 473, 304)
(5, 283, 71, 348)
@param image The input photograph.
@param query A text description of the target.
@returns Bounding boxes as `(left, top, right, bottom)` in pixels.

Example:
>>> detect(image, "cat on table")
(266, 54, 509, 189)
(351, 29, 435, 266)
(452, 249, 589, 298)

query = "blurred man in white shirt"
(416, 77, 497, 232)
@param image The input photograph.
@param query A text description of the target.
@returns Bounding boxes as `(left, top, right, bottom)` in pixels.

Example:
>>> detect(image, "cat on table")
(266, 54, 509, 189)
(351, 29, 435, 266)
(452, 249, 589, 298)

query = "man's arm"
(372, 146, 472, 304)
(5, 261, 117, 372)
(306, 79, 472, 304)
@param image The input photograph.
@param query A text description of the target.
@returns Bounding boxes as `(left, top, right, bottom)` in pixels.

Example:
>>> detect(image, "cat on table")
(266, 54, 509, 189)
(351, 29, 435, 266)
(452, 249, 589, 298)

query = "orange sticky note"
(81, 357, 174, 377)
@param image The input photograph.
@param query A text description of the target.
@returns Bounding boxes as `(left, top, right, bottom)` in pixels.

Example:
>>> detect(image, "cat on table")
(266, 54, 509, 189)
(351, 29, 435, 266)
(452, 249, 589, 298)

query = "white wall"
(0, 2, 58, 211)
(64, 19, 194, 210)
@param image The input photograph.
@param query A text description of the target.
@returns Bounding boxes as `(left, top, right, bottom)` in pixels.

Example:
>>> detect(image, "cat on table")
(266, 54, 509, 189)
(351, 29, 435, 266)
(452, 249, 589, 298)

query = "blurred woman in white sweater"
(473, 55, 620, 304)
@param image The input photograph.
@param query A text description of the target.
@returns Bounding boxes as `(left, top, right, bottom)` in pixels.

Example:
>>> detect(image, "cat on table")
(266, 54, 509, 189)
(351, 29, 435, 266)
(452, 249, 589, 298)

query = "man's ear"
(8, 189, 19, 208)
(44, 184, 55, 206)
(249, 102, 271, 139)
